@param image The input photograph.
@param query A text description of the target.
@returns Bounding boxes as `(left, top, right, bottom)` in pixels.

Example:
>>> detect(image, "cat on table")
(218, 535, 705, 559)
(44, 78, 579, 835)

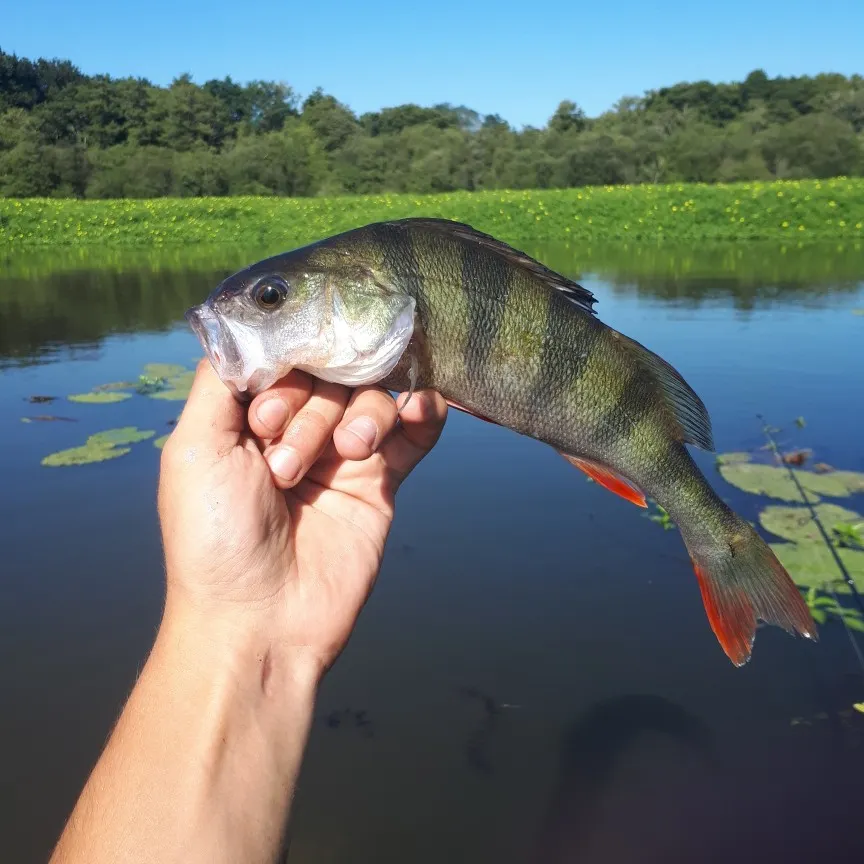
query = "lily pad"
(153, 434, 170, 449)
(760, 504, 864, 543)
(715, 452, 752, 466)
(719, 463, 821, 503)
(143, 363, 188, 379)
(147, 370, 195, 401)
(92, 381, 137, 392)
(828, 471, 864, 495)
(770, 541, 864, 593)
(720, 462, 864, 502)
(68, 392, 132, 404)
(88, 427, 155, 447)
(42, 443, 131, 467)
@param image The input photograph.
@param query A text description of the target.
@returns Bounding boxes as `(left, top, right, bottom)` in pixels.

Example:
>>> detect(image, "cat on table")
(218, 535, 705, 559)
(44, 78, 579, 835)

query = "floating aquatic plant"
(68, 391, 132, 404)
(833, 522, 864, 550)
(781, 449, 812, 466)
(41, 426, 155, 467)
(92, 380, 138, 392)
(143, 363, 188, 380)
(147, 370, 195, 401)
(719, 459, 864, 502)
(714, 451, 752, 466)
(805, 586, 864, 631)
(153, 434, 170, 449)
(64, 362, 193, 408)
(135, 375, 167, 395)
(41, 443, 131, 467)
(719, 462, 821, 502)
(88, 427, 155, 447)
(647, 502, 675, 531)
(759, 503, 863, 544)
(770, 542, 864, 594)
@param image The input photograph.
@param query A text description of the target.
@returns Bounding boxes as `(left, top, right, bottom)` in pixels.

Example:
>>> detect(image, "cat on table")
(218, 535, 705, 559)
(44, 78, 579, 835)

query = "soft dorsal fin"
(386, 217, 598, 315)
(616, 332, 715, 451)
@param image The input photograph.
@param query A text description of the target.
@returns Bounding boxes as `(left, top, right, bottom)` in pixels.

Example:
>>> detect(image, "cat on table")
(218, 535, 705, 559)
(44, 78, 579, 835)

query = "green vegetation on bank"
(1, 49, 863, 198)
(2, 178, 864, 248)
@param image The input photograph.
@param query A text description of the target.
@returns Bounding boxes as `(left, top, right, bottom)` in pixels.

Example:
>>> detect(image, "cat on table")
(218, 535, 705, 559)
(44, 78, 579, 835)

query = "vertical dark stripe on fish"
(591, 366, 656, 445)
(461, 243, 512, 386)
(534, 294, 601, 416)
(376, 223, 429, 328)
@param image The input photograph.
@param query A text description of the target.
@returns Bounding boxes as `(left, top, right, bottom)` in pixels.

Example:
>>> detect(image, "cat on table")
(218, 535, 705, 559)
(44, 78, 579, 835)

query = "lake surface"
(2, 241, 863, 863)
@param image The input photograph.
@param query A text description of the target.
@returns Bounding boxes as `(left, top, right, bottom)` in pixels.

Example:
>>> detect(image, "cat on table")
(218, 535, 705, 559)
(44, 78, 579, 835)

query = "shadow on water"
(530, 695, 715, 864)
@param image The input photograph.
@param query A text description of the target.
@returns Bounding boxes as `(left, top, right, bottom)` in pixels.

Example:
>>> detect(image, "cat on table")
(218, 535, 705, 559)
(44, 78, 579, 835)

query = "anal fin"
(559, 452, 647, 508)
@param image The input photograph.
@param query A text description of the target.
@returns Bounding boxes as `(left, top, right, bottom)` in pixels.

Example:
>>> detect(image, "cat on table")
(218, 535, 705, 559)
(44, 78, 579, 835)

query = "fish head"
(186, 251, 416, 399)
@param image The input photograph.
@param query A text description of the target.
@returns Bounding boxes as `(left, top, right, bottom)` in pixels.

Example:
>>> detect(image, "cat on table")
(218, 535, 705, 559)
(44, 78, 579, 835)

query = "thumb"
(172, 359, 246, 449)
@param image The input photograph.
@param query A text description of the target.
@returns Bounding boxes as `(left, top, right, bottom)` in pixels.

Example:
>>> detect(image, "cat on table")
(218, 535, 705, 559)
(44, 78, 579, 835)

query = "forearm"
(50, 598, 320, 864)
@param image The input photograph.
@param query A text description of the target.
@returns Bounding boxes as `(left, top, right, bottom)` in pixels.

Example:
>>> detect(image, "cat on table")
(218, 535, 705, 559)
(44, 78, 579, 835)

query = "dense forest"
(1, 48, 863, 199)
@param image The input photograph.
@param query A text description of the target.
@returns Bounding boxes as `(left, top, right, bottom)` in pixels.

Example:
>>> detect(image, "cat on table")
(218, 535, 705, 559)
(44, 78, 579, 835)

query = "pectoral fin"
(444, 398, 500, 426)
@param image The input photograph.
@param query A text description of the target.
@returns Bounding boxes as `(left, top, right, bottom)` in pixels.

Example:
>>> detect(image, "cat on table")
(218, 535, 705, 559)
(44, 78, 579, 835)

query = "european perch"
(186, 218, 817, 666)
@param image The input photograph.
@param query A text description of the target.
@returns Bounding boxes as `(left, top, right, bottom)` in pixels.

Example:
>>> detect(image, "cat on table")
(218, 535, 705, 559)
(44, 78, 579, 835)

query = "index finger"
(172, 359, 246, 449)
(378, 389, 448, 485)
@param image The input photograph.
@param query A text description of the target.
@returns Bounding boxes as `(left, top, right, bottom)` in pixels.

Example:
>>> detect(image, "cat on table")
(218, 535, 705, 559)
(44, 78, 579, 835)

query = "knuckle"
(284, 405, 334, 455)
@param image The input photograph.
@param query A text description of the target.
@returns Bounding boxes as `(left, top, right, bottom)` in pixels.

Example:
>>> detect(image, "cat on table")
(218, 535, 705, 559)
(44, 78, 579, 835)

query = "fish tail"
(679, 509, 818, 666)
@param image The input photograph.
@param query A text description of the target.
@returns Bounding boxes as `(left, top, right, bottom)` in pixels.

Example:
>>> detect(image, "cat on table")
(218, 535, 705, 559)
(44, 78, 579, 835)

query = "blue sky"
(3, 0, 862, 128)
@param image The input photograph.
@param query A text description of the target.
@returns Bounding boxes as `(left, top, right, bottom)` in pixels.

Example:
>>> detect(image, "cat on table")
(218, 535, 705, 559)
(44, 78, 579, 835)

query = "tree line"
(1, 48, 863, 198)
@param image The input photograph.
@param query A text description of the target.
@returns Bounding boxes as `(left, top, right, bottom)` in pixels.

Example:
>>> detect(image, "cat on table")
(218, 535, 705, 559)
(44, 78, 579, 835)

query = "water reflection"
(2, 242, 862, 367)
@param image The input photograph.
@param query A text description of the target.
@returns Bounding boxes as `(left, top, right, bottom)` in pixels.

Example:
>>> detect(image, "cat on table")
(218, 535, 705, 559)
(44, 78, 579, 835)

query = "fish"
(186, 217, 817, 666)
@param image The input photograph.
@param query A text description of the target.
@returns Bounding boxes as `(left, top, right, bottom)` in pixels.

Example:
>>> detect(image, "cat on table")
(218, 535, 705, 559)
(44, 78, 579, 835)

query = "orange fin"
(688, 527, 818, 666)
(444, 398, 499, 426)
(559, 452, 647, 508)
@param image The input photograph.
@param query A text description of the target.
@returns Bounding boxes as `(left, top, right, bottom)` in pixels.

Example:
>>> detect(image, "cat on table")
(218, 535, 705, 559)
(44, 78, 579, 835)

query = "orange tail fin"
(685, 520, 818, 665)
(559, 452, 647, 508)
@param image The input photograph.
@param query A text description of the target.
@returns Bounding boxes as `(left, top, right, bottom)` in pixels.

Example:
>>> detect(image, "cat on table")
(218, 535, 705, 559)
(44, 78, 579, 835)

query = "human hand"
(157, 360, 447, 681)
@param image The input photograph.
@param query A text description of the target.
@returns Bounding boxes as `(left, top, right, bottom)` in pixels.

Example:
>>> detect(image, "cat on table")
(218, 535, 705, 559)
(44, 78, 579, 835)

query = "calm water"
(2, 242, 864, 863)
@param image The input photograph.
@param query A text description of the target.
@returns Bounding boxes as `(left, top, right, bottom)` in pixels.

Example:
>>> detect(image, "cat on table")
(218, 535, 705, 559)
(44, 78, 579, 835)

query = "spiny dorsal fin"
(386, 217, 598, 315)
(616, 332, 715, 451)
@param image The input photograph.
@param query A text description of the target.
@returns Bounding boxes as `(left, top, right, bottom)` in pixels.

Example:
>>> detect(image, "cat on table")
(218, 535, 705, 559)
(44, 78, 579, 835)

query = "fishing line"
(757, 415, 864, 678)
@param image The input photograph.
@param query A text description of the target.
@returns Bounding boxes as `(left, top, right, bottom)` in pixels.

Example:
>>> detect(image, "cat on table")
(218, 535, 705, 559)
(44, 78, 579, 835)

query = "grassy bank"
(2, 178, 863, 248)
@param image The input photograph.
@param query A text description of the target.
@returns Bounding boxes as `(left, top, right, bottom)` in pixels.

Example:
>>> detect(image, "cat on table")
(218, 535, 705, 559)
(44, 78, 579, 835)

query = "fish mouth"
(185, 304, 249, 401)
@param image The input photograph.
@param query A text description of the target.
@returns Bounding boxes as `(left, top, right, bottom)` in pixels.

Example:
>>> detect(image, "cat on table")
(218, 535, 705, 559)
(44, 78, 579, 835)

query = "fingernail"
(256, 398, 288, 433)
(344, 416, 378, 449)
(268, 447, 302, 483)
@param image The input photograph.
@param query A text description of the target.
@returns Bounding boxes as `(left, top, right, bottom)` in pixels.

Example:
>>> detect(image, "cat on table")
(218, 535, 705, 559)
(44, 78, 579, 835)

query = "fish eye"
(253, 276, 289, 311)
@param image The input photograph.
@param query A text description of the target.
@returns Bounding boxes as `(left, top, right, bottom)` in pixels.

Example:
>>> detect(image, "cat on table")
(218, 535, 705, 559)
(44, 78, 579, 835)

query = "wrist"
(158, 587, 325, 691)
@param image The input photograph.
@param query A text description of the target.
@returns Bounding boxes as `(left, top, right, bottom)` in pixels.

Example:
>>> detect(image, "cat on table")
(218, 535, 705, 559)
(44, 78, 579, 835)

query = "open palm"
(157, 361, 447, 673)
